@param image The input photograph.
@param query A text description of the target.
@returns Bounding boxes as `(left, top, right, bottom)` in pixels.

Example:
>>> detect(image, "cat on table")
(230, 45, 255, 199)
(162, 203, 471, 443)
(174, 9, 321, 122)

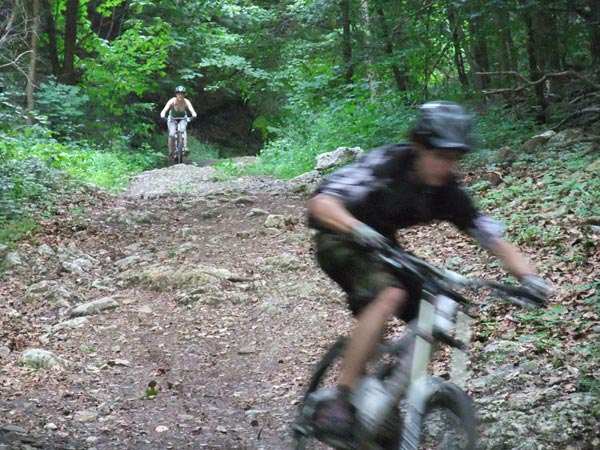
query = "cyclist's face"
(415, 146, 462, 186)
(176, 92, 185, 98)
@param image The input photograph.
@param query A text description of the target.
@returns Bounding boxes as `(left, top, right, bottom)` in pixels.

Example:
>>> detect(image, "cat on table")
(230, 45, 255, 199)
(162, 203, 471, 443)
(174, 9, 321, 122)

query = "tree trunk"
(497, 7, 518, 85)
(61, 0, 79, 84)
(533, 8, 562, 93)
(360, 0, 377, 96)
(375, 3, 408, 91)
(467, 16, 490, 91)
(26, 0, 40, 124)
(523, 9, 548, 123)
(1, 2, 17, 47)
(588, 0, 600, 66)
(341, 0, 353, 84)
(447, 8, 468, 89)
(41, 0, 60, 76)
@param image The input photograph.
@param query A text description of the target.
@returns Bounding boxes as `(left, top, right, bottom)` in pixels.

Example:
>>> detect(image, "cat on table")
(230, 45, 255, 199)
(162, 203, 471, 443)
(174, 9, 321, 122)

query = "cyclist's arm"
(309, 147, 399, 235)
(464, 213, 537, 280)
(185, 99, 198, 118)
(449, 188, 538, 280)
(487, 238, 537, 280)
(308, 193, 362, 234)
(160, 98, 175, 118)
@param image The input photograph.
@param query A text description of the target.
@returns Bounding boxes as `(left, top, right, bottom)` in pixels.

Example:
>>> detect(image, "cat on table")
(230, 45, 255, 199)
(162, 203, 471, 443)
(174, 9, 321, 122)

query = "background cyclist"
(160, 85, 198, 159)
(306, 100, 551, 438)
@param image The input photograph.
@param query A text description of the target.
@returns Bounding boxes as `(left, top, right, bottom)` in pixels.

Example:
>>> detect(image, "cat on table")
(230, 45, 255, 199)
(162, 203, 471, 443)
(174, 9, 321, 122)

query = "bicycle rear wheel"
(408, 379, 477, 450)
(291, 338, 404, 450)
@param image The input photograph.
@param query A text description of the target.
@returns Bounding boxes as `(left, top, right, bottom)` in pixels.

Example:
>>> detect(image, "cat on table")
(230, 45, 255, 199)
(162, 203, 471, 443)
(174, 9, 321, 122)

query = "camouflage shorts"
(315, 231, 421, 322)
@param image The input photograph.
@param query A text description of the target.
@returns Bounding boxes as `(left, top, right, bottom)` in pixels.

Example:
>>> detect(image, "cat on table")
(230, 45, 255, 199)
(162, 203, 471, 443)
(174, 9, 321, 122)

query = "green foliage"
(144, 386, 159, 398)
(2, 129, 162, 189)
(472, 143, 599, 258)
(0, 218, 41, 246)
(0, 154, 72, 244)
(83, 18, 172, 101)
(0, 157, 70, 221)
(74, 13, 173, 145)
(35, 78, 90, 138)
(0, 126, 162, 244)
(254, 85, 411, 178)
(214, 160, 242, 178)
(474, 106, 539, 154)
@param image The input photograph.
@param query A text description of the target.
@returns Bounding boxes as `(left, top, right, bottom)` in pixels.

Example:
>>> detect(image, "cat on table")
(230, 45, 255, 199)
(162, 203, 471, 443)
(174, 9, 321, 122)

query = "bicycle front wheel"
(175, 133, 184, 164)
(407, 378, 477, 450)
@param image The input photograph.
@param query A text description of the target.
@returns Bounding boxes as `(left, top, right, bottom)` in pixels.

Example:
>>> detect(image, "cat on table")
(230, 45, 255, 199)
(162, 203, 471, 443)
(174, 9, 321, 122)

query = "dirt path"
(0, 163, 597, 450)
(0, 163, 344, 449)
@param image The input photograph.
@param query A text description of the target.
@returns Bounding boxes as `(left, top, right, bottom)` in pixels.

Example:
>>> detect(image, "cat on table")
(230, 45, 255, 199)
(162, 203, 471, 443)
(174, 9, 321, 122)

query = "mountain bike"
(169, 117, 191, 165)
(291, 244, 547, 450)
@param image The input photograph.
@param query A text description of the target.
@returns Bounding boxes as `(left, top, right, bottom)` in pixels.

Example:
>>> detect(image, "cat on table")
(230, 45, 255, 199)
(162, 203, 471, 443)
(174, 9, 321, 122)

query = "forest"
(2, 1, 599, 179)
(0, 2, 599, 278)
(0, 0, 598, 285)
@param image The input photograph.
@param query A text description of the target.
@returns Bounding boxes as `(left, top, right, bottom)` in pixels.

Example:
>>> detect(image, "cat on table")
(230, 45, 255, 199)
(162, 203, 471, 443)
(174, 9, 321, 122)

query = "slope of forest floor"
(0, 160, 598, 450)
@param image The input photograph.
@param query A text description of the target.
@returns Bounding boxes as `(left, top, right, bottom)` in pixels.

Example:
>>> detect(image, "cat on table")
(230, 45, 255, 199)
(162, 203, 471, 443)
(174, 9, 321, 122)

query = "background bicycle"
(292, 245, 547, 450)
(168, 117, 192, 164)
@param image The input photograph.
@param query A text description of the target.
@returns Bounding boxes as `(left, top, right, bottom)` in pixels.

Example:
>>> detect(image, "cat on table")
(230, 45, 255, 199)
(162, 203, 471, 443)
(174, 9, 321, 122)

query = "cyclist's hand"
(160, 115, 166, 122)
(521, 275, 551, 306)
(351, 223, 389, 250)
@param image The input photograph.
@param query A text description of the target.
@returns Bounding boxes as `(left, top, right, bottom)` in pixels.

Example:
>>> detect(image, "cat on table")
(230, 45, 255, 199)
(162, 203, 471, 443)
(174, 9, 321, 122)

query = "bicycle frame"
(398, 292, 472, 450)
(351, 291, 473, 449)
(169, 117, 188, 164)
(293, 245, 543, 450)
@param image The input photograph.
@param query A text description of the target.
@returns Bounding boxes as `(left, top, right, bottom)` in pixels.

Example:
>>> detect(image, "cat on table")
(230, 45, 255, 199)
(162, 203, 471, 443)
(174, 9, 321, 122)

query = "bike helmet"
(412, 101, 474, 152)
(175, 85, 186, 93)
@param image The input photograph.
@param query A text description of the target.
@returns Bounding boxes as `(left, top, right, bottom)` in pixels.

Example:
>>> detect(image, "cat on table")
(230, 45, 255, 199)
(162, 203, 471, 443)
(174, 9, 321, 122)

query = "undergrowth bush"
(251, 92, 543, 179)
(2, 130, 162, 191)
(471, 143, 599, 263)
(253, 87, 412, 178)
(0, 127, 162, 244)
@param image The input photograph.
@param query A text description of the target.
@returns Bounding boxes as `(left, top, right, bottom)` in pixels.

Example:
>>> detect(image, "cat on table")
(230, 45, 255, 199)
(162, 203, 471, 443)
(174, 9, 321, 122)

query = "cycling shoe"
(312, 387, 356, 441)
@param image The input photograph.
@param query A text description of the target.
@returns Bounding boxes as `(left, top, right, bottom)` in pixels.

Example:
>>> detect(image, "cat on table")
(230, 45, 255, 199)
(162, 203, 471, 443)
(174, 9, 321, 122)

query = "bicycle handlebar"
(162, 116, 194, 122)
(375, 244, 547, 309)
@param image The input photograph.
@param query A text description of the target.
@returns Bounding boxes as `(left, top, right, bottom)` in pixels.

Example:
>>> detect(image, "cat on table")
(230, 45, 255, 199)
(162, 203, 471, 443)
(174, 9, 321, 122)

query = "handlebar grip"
(487, 282, 548, 308)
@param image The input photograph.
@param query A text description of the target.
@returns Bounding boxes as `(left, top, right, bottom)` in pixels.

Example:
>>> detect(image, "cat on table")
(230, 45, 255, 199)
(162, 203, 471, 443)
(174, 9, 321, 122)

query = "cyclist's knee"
(374, 287, 406, 316)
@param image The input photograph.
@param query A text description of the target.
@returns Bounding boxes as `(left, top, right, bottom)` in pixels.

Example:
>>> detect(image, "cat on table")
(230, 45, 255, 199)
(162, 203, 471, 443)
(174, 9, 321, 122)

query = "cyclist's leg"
(312, 231, 411, 436)
(168, 135, 174, 156)
(316, 232, 409, 388)
(167, 120, 177, 157)
(181, 120, 189, 153)
(339, 286, 406, 388)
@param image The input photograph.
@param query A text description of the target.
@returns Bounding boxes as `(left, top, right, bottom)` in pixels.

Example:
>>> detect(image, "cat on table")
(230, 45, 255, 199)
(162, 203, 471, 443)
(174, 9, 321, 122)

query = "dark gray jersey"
(310, 142, 504, 249)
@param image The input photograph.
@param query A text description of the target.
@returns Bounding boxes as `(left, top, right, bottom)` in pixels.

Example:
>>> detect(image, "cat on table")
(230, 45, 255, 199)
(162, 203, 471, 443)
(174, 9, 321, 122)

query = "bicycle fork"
(399, 292, 438, 450)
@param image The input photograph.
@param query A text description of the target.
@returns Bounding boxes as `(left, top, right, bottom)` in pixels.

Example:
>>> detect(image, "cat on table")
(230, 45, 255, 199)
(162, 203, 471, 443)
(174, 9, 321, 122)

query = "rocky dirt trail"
(0, 162, 597, 450)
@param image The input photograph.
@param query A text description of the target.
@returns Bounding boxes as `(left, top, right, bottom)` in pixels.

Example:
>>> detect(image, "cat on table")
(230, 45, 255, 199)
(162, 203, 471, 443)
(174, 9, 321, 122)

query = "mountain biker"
(160, 85, 198, 159)
(306, 101, 551, 438)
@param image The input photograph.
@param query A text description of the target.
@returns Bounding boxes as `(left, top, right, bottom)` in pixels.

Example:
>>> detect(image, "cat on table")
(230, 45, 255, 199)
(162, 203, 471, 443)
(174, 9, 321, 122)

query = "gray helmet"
(413, 101, 474, 152)
(175, 85, 186, 93)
